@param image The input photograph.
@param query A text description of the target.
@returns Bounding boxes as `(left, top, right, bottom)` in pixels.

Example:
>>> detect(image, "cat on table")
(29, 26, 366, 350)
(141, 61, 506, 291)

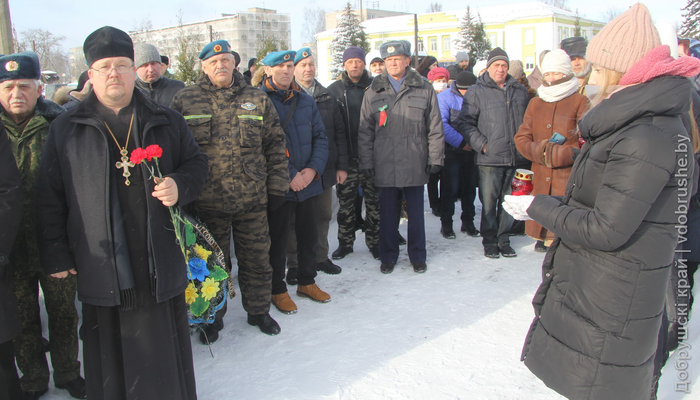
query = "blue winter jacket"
(262, 79, 328, 202)
(437, 82, 469, 150)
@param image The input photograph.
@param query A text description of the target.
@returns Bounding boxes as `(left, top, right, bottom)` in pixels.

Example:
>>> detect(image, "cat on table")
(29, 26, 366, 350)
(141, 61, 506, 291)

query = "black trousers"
(0, 340, 22, 400)
(268, 197, 319, 295)
(378, 186, 426, 263)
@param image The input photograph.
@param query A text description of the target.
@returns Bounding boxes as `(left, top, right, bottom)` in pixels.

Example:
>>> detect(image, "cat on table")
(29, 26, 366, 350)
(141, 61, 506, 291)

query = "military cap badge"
(387, 46, 395, 54)
(5, 61, 18, 72)
(302, 51, 309, 57)
(214, 44, 222, 53)
(284, 54, 290, 60)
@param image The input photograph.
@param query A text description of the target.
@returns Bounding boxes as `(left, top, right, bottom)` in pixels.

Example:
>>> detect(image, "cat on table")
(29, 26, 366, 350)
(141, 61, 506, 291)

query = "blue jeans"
(440, 150, 478, 227)
(478, 166, 516, 246)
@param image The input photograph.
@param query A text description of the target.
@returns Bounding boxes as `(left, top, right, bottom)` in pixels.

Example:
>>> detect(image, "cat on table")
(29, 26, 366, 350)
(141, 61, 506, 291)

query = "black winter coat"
(328, 69, 372, 160)
(306, 80, 349, 189)
(36, 90, 208, 307)
(135, 76, 185, 107)
(522, 76, 695, 400)
(0, 123, 23, 343)
(458, 72, 530, 167)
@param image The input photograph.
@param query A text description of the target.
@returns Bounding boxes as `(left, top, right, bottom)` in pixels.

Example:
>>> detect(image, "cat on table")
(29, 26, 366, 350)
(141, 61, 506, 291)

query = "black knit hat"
(455, 71, 477, 89)
(486, 47, 509, 68)
(76, 70, 89, 91)
(83, 26, 134, 66)
(160, 55, 169, 65)
(248, 58, 257, 69)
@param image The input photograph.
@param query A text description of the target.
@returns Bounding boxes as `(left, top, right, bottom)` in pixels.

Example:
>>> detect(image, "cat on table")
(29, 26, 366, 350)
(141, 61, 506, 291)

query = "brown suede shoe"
(297, 284, 331, 303)
(271, 292, 298, 314)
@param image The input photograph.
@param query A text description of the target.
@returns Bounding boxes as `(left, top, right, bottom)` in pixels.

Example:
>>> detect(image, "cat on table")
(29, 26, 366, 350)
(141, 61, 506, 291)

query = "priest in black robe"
(35, 26, 208, 400)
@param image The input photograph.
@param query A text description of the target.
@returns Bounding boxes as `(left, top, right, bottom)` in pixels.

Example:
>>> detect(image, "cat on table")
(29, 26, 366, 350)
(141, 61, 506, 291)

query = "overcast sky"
(10, 0, 687, 52)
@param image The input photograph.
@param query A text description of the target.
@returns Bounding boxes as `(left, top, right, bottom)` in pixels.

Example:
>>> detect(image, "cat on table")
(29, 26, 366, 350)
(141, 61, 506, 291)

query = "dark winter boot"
(247, 313, 281, 336)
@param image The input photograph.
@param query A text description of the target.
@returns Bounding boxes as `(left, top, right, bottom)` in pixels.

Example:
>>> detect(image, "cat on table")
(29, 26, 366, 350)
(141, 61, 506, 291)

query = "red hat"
(427, 67, 449, 81)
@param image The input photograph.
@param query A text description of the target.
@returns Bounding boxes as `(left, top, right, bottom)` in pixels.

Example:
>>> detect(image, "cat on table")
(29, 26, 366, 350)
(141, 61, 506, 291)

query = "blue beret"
(294, 48, 312, 65)
(199, 40, 232, 60)
(261, 51, 296, 67)
(0, 52, 41, 83)
(380, 41, 411, 59)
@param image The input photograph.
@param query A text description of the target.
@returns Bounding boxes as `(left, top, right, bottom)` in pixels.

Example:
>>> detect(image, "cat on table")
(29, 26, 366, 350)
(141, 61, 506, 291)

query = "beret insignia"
(214, 44, 222, 53)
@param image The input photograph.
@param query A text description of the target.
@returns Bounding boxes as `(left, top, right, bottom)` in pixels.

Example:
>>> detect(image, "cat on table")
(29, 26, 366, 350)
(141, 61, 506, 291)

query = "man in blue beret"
(37, 26, 206, 399)
(0, 51, 86, 400)
(260, 50, 330, 314)
(285, 48, 348, 282)
(171, 39, 288, 340)
(358, 40, 445, 274)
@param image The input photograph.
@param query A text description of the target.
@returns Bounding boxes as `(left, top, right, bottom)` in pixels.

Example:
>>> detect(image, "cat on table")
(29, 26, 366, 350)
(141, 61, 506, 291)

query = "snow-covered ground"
(39, 193, 700, 399)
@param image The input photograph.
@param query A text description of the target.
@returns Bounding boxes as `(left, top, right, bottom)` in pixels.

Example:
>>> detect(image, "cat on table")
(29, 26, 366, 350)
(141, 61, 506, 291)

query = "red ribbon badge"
(378, 105, 388, 126)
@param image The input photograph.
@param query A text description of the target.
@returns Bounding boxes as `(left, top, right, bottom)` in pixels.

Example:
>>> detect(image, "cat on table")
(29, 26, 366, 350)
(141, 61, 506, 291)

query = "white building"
(129, 8, 290, 74)
(315, 2, 605, 82)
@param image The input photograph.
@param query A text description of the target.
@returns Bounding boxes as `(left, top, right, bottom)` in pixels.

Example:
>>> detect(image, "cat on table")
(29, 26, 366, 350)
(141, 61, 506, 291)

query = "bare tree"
(69, 51, 87, 82)
(539, 0, 570, 11)
(600, 6, 624, 22)
(131, 17, 154, 44)
(427, 2, 442, 13)
(302, 2, 326, 43)
(16, 28, 70, 80)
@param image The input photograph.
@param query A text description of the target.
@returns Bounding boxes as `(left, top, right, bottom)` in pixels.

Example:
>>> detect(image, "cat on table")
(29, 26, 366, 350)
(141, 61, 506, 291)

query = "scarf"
(537, 75, 579, 103)
(620, 45, 700, 85)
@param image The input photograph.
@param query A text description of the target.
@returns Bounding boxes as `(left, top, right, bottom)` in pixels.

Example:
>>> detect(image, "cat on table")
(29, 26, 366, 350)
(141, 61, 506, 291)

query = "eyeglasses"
(91, 64, 133, 76)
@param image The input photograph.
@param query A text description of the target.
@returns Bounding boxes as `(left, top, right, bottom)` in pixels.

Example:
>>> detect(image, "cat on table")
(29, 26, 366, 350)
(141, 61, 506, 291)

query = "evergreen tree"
(680, 0, 700, 39)
(453, 7, 491, 66)
(329, 2, 370, 79)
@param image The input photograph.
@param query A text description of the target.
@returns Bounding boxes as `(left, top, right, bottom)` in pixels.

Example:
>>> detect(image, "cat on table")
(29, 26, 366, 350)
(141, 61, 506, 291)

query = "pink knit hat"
(427, 67, 450, 81)
(586, 3, 661, 74)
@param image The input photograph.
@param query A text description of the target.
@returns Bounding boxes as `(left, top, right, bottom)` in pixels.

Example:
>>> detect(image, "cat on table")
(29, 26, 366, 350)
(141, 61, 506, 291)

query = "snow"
(39, 192, 700, 399)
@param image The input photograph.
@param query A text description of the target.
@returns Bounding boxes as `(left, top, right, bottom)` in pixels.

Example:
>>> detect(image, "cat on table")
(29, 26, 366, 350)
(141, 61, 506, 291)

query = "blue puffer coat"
(436, 81, 469, 150)
(262, 79, 328, 202)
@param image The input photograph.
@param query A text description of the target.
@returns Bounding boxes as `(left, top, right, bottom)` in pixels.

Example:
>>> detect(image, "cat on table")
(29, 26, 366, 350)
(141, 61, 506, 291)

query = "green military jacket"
(171, 70, 288, 214)
(2, 98, 64, 272)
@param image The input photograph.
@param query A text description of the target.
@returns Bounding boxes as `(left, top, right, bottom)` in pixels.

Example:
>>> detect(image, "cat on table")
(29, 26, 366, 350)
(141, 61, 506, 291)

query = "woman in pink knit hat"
(503, 3, 700, 399)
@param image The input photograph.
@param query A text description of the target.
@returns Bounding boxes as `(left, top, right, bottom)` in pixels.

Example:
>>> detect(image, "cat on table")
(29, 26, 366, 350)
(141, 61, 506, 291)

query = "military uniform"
(171, 70, 288, 316)
(3, 98, 82, 393)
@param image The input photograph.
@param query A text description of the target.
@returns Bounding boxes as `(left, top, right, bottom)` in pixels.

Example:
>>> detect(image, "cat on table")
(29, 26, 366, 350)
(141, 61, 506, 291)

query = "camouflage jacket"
(2, 98, 64, 271)
(171, 70, 288, 214)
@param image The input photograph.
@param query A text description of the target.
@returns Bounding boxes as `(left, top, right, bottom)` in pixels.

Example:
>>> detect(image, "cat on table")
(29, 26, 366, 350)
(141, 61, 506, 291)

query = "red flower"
(130, 148, 147, 164)
(145, 144, 163, 161)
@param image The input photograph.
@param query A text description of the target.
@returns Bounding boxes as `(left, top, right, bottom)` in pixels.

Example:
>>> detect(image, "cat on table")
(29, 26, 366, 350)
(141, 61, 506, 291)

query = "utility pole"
(0, 0, 13, 54)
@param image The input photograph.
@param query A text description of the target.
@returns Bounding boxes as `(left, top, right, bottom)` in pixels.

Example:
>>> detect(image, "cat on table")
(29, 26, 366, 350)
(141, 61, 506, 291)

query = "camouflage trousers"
(336, 161, 379, 250)
(12, 269, 80, 391)
(287, 186, 333, 267)
(196, 204, 272, 316)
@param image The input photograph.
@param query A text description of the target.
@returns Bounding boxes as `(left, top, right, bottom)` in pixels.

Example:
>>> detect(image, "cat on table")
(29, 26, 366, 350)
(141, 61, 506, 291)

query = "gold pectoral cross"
(115, 148, 135, 186)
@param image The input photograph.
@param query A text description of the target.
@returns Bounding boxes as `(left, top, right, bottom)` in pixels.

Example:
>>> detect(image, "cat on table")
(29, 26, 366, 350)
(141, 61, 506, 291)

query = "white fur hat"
(541, 49, 573, 76)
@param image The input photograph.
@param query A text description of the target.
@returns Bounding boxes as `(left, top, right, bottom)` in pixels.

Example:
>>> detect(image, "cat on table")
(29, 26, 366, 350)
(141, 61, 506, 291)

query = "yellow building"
(315, 1, 604, 83)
